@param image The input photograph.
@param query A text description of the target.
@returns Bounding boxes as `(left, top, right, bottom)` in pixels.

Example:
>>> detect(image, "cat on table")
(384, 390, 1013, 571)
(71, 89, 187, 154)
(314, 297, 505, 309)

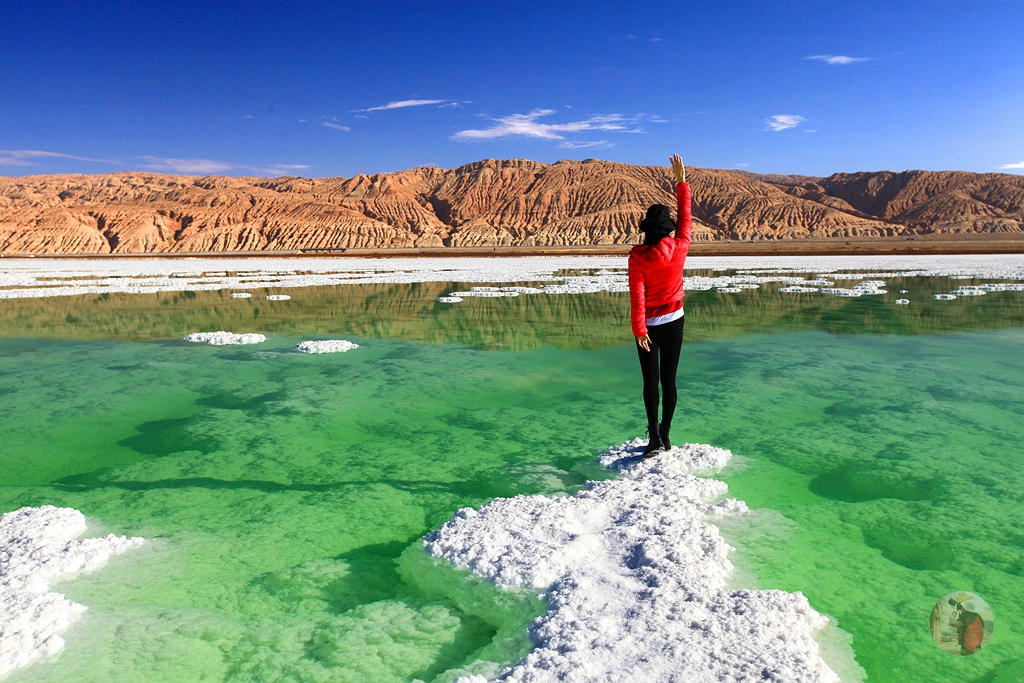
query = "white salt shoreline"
(0, 254, 1022, 300)
(428, 439, 860, 683)
(0, 506, 144, 677)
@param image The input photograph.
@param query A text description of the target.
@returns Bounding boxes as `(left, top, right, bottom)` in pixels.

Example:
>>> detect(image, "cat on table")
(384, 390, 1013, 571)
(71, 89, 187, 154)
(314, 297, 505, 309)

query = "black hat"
(639, 204, 674, 237)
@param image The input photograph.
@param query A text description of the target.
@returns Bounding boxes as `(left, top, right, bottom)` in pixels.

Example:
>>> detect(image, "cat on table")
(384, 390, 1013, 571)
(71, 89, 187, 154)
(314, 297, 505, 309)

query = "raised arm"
(669, 153, 692, 247)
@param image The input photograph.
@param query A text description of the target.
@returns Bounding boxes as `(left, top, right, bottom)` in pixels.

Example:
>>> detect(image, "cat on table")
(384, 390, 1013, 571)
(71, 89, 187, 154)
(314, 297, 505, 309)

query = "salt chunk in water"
(184, 332, 266, 345)
(296, 340, 359, 354)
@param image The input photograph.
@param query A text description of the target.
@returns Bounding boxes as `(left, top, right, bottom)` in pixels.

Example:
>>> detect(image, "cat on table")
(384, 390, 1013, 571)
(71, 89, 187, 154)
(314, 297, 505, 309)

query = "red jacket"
(628, 182, 692, 337)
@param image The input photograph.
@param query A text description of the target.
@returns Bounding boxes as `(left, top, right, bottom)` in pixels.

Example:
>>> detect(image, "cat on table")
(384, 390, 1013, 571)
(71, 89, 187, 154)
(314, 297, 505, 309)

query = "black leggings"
(636, 316, 684, 429)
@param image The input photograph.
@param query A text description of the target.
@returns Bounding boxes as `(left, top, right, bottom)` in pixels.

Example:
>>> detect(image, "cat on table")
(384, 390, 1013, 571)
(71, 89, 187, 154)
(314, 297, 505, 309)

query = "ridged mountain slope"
(1, 160, 1020, 253)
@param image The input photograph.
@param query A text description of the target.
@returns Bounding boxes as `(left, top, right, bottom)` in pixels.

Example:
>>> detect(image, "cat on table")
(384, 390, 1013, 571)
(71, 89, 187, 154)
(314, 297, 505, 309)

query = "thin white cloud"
(359, 99, 446, 112)
(999, 161, 1024, 169)
(807, 55, 870, 65)
(241, 115, 254, 119)
(559, 140, 613, 150)
(453, 109, 641, 141)
(322, 122, 351, 131)
(0, 149, 114, 166)
(765, 115, 805, 131)
(139, 157, 238, 174)
(138, 156, 310, 176)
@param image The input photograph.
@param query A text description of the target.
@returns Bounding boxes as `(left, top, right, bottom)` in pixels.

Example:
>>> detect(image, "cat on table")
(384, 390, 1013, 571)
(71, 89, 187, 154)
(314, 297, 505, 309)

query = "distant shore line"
(3, 235, 1024, 259)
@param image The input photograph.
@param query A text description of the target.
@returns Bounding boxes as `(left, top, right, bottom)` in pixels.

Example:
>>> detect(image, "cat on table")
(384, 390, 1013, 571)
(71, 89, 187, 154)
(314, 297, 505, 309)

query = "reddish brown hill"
(0, 160, 1020, 254)
(773, 170, 1024, 235)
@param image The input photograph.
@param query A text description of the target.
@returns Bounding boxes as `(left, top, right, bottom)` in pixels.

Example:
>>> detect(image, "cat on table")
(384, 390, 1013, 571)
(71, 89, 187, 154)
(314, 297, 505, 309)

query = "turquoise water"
(1, 276, 1023, 681)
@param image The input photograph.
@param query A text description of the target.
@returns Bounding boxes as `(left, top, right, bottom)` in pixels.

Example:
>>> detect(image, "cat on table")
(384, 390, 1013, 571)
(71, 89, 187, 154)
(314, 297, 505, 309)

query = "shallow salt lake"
(2, 265, 1024, 682)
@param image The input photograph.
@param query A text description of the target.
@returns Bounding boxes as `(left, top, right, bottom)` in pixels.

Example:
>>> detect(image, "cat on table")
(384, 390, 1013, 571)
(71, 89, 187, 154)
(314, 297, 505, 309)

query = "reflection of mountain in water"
(1, 276, 1022, 349)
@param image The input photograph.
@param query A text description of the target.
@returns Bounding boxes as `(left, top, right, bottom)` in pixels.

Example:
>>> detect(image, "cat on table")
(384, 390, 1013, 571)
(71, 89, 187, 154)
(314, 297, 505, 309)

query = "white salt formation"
(295, 340, 359, 354)
(2, 255, 1023, 301)
(183, 331, 267, 345)
(0, 506, 144, 677)
(428, 440, 842, 683)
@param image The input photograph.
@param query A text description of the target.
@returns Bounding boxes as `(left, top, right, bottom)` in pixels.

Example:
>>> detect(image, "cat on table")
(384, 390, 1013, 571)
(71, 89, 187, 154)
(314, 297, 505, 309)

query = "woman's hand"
(636, 334, 652, 352)
(669, 153, 686, 184)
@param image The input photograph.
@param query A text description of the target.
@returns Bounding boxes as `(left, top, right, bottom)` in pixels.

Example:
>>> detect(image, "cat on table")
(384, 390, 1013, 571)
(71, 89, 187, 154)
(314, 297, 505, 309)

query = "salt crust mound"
(0, 506, 144, 677)
(183, 331, 267, 345)
(295, 340, 359, 354)
(427, 440, 840, 683)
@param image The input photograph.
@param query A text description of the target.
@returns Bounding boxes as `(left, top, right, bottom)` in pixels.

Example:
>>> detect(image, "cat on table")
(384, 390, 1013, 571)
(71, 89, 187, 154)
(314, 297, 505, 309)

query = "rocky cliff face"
(1, 160, 1021, 254)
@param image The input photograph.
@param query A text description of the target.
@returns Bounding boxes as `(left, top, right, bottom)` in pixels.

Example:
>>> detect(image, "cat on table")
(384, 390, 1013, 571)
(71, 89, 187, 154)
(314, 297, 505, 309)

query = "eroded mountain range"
(1, 159, 1022, 253)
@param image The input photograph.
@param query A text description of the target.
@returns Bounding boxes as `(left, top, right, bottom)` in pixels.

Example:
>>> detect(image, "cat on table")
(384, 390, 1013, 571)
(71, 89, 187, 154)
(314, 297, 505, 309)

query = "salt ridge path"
(0, 506, 144, 677)
(427, 440, 845, 683)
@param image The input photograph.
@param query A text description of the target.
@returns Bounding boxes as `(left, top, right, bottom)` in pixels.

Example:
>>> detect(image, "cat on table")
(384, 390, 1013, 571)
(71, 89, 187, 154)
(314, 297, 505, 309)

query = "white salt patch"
(429, 441, 842, 683)
(295, 340, 359, 354)
(229, 292, 251, 299)
(449, 290, 518, 298)
(183, 331, 267, 345)
(0, 506, 144, 677)
(437, 296, 463, 303)
(2, 255, 1022, 301)
(266, 294, 291, 300)
(896, 299, 910, 305)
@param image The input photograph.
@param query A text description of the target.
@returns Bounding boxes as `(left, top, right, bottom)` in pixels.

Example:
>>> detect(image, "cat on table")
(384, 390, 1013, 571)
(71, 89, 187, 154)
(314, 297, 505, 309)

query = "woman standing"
(629, 154, 692, 456)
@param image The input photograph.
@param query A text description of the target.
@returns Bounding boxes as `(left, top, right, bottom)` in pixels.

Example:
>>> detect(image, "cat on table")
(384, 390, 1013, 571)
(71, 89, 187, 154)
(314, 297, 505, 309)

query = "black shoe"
(642, 424, 664, 457)
(659, 423, 671, 451)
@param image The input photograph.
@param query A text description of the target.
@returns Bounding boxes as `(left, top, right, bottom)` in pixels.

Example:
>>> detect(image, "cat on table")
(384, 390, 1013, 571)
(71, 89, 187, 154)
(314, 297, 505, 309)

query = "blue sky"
(2, 1, 1022, 177)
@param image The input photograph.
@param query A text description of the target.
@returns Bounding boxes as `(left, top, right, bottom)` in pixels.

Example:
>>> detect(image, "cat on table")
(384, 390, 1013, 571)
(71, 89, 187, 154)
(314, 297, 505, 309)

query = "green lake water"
(1, 274, 1023, 682)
